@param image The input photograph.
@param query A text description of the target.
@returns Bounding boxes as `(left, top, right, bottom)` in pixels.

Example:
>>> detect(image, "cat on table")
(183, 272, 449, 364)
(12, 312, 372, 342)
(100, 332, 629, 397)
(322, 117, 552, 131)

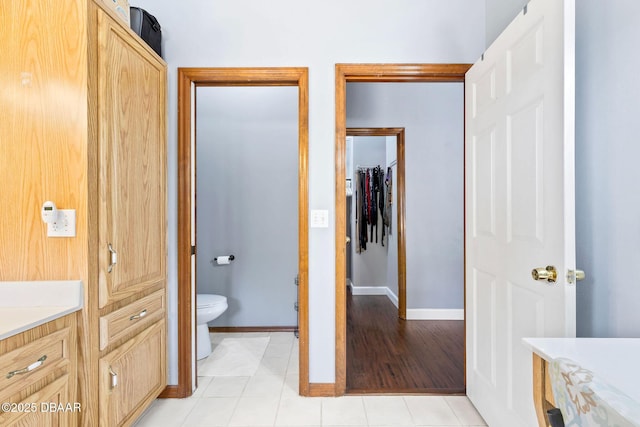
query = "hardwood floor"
(346, 290, 465, 394)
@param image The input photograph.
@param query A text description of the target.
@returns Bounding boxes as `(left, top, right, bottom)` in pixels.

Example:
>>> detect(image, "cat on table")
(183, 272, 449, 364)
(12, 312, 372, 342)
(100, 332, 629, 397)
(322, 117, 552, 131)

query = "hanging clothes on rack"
(365, 169, 371, 238)
(370, 167, 378, 243)
(384, 166, 393, 237)
(356, 168, 369, 252)
(354, 165, 388, 252)
(355, 169, 361, 252)
(362, 169, 368, 251)
(378, 167, 385, 246)
(354, 171, 360, 253)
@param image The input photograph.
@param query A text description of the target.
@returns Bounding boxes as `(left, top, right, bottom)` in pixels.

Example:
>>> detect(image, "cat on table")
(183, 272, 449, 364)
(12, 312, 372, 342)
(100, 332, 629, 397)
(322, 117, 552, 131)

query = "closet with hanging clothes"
(347, 136, 395, 295)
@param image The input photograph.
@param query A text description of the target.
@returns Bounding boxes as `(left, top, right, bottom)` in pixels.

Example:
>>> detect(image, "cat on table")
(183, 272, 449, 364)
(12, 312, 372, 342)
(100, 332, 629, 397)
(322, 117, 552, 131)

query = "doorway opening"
(346, 128, 406, 319)
(335, 64, 471, 395)
(174, 67, 309, 398)
(195, 85, 299, 334)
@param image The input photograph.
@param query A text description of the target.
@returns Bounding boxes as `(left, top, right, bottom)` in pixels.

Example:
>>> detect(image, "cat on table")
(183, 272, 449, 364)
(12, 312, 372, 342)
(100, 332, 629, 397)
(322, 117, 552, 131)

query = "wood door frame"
(346, 127, 406, 319)
(335, 63, 471, 395)
(173, 67, 309, 398)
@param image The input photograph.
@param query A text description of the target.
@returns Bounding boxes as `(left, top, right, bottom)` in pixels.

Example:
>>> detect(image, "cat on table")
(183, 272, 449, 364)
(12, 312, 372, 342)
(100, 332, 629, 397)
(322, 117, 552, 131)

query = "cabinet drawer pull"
(6, 355, 47, 379)
(107, 243, 118, 273)
(109, 366, 118, 389)
(129, 309, 148, 321)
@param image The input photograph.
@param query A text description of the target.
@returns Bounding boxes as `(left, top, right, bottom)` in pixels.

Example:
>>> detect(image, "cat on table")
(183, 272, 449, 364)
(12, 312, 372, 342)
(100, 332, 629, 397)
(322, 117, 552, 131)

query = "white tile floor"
(135, 332, 487, 427)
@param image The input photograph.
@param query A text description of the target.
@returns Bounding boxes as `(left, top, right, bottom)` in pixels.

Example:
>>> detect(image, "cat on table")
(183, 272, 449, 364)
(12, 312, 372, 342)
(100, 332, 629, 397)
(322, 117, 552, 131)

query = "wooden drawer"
(100, 290, 165, 350)
(99, 320, 166, 427)
(0, 328, 72, 403)
(0, 375, 75, 427)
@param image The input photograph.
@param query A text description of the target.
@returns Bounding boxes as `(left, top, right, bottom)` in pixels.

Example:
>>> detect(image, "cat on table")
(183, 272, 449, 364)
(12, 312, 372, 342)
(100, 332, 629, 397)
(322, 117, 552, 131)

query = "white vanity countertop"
(0, 281, 83, 341)
(523, 337, 640, 403)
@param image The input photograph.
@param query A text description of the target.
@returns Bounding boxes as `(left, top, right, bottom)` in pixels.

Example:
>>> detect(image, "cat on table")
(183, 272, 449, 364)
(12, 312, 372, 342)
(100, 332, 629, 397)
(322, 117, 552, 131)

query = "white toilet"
(196, 294, 228, 360)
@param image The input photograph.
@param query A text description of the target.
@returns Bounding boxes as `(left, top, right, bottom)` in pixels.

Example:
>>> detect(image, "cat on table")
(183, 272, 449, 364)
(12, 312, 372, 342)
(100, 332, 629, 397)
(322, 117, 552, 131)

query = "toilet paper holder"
(211, 255, 235, 266)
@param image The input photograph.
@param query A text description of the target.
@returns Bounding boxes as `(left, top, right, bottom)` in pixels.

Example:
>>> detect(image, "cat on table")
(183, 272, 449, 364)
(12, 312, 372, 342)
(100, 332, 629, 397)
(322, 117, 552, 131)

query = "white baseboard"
(350, 285, 462, 320)
(406, 309, 464, 320)
(350, 285, 388, 296)
(385, 287, 399, 308)
(349, 285, 399, 308)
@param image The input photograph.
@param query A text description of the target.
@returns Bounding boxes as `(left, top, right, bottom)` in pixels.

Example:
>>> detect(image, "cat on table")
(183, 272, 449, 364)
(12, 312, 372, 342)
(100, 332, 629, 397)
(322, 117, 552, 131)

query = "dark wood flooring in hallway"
(346, 290, 465, 394)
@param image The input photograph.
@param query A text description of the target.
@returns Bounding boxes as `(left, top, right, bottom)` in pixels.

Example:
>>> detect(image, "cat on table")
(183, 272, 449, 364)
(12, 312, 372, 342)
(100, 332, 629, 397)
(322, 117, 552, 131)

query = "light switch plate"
(47, 209, 76, 237)
(310, 209, 329, 228)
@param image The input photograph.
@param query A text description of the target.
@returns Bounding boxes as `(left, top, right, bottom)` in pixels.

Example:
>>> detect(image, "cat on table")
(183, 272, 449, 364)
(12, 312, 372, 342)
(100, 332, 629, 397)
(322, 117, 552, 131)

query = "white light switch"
(48, 209, 76, 237)
(310, 210, 329, 228)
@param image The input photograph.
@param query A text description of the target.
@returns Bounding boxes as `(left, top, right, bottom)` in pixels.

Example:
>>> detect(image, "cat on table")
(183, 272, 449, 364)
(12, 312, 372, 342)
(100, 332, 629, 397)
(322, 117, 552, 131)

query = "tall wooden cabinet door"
(97, 10, 167, 308)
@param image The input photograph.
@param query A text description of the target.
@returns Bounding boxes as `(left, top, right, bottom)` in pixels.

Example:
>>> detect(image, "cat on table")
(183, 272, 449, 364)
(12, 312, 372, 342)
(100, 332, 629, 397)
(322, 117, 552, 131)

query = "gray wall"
(485, 0, 526, 46)
(485, 0, 640, 338)
(350, 137, 388, 289)
(574, 0, 640, 337)
(195, 86, 298, 327)
(347, 83, 465, 310)
(138, 0, 640, 384)
(133, 0, 485, 384)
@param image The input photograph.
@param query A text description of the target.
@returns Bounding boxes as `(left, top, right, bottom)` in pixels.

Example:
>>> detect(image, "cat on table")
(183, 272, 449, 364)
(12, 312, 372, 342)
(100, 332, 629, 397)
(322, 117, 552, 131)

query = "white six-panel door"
(465, 0, 576, 425)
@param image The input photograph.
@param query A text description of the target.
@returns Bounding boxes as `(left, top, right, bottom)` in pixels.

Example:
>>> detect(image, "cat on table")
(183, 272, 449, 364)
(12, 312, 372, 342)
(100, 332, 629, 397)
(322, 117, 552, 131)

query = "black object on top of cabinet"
(129, 7, 162, 58)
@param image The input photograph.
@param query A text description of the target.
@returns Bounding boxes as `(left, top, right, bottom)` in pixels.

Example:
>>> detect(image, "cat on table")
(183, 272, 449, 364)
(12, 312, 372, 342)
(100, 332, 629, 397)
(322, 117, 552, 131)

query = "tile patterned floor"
(134, 332, 487, 427)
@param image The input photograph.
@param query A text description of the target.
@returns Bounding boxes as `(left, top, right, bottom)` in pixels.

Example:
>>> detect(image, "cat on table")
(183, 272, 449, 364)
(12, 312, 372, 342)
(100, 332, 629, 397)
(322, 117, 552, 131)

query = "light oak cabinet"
(0, 315, 78, 427)
(1, 1, 167, 425)
(94, 4, 168, 427)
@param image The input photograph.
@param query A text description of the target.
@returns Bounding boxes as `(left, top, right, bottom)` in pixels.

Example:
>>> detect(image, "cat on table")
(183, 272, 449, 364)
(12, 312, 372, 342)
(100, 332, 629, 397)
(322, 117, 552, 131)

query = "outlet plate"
(47, 209, 76, 237)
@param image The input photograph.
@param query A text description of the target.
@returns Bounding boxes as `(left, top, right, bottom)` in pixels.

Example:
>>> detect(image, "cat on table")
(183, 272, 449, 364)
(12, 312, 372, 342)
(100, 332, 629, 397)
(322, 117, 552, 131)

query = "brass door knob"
(531, 266, 557, 283)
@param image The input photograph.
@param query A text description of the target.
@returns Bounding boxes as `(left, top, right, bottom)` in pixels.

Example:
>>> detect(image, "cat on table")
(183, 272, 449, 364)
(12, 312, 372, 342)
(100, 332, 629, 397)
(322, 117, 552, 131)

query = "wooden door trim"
(173, 67, 309, 398)
(335, 63, 470, 395)
(346, 128, 406, 319)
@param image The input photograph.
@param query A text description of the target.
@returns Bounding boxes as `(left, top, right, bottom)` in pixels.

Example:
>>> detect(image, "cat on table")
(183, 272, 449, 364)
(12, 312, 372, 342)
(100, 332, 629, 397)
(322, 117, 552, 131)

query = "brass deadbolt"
(567, 269, 586, 284)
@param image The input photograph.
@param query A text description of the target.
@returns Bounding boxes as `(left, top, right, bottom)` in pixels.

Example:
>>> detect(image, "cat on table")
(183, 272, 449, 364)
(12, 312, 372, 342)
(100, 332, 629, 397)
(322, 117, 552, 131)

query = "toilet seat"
(197, 294, 227, 309)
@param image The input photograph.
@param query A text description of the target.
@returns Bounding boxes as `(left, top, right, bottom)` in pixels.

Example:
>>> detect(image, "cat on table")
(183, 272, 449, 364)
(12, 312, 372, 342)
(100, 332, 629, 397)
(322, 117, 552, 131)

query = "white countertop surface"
(0, 281, 83, 341)
(523, 337, 640, 403)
